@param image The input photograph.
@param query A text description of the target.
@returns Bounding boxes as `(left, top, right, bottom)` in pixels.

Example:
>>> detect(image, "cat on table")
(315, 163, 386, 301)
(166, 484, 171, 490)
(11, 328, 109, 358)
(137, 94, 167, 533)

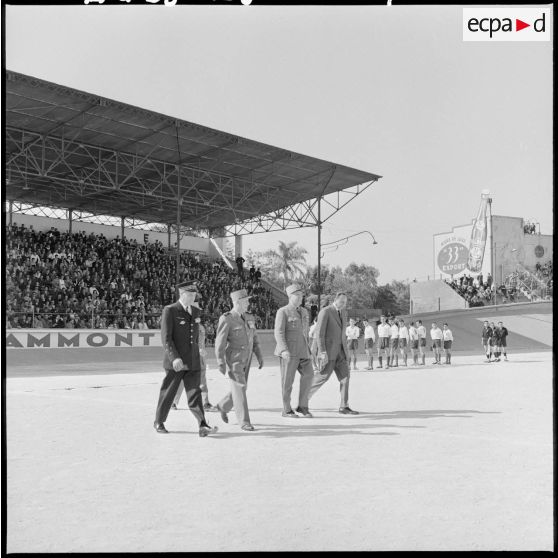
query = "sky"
(4, 4, 553, 283)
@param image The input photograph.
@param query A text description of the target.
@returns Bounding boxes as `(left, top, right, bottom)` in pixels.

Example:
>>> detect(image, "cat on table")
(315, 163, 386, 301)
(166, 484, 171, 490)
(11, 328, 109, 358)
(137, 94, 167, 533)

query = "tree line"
(244, 240, 410, 316)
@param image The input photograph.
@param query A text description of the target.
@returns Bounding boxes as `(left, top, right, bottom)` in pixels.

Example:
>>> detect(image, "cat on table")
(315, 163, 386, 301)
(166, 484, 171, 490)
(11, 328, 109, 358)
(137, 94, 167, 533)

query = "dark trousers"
(308, 351, 350, 408)
(155, 368, 206, 427)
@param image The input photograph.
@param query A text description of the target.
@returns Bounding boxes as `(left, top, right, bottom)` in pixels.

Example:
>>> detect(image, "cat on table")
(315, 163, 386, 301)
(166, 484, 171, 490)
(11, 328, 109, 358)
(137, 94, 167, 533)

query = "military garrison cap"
(286, 283, 304, 296)
(230, 289, 252, 303)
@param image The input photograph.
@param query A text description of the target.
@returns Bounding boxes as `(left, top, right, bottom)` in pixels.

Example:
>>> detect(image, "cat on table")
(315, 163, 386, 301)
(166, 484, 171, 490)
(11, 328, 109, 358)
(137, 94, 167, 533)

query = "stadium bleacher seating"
(5, 223, 279, 344)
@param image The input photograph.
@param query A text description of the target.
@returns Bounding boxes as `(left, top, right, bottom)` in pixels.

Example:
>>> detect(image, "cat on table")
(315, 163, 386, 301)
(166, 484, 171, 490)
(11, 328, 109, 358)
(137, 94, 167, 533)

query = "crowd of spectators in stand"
(535, 260, 553, 283)
(523, 222, 538, 235)
(5, 223, 280, 343)
(495, 283, 518, 304)
(445, 272, 495, 307)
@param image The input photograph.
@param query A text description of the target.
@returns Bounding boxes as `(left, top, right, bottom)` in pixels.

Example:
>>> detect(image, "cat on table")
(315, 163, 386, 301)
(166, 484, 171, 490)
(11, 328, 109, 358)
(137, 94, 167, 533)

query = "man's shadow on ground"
(172, 408, 500, 438)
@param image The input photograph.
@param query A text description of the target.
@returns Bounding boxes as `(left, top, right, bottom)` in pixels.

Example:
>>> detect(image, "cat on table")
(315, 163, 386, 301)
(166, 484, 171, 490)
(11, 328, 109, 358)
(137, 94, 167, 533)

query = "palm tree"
(264, 241, 308, 289)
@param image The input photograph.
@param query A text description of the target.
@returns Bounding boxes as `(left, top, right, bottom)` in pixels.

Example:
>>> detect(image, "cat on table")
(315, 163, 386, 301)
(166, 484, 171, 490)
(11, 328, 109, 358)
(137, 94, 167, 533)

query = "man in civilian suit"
(274, 283, 314, 418)
(154, 280, 218, 437)
(308, 292, 359, 415)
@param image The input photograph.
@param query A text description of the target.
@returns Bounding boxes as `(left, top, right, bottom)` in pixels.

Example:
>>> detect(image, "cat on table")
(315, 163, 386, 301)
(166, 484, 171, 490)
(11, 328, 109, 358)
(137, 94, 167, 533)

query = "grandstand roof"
(5, 70, 381, 234)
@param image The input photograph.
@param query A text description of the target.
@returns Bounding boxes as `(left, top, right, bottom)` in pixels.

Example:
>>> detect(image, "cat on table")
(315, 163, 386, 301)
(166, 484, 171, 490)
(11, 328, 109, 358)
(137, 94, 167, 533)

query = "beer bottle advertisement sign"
(437, 241, 469, 274)
(467, 190, 490, 273)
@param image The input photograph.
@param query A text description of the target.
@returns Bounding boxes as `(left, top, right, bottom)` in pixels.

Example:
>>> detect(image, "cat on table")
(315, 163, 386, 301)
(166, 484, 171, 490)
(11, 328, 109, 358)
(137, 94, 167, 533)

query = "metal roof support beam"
(221, 179, 378, 237)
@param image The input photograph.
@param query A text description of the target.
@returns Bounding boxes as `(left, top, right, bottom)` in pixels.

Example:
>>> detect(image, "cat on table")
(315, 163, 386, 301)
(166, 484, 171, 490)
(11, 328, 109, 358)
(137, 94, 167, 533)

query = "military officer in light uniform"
(274, 284, 314, 418)
(215, 289, 264, 432)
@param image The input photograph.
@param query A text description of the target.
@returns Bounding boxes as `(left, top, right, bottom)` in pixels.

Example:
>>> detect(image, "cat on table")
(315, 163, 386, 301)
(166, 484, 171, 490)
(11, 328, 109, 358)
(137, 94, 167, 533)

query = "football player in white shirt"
(416, 320, 427, 365)
(388, 317, 400, 367)
(308, 317, 319, 373)
(362, 319, 376, 370)
(346, 318, 361, 370)
(377, 315, 391, 369)
(430, 322, 444, 365)
(398, 319, 410, 366)
(442, 323, 454, 364)
(408, 322, 419, 365)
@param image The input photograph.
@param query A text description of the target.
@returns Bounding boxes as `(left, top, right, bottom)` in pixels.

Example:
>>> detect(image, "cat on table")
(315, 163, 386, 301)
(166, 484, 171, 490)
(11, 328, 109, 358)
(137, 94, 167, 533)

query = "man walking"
(172, 310, 217, 412)
(274, 284, 314, 418)
(154, 281, 218, 437)
(363, 318, 376, 370)
(308, 292, 358, 415)
(346, 318, 361, 370)
(215, 289, 264, 431)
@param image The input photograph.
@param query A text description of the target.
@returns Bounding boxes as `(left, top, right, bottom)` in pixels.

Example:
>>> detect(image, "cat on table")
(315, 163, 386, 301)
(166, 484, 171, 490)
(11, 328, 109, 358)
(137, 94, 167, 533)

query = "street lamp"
(317, 230, 378, 308)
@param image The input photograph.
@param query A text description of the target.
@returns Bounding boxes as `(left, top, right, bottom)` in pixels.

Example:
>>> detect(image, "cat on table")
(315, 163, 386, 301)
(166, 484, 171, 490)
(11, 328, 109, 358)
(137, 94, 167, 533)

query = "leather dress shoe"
(338, 407, 359, 415)
(216, 405, 228, 423)
(282, 410, 299, 418)
(241, 424, 255, 431)
(154, 422, 169, 433)
(295, 406, 313, 418)
(199, 424, 218, 437)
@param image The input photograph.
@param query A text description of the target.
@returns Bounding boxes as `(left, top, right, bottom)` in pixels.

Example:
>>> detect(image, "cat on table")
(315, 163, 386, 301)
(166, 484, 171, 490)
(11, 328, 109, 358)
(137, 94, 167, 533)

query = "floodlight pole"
(317, 196, 322, 310)
(175, 123, 182, 292)
(176, 170, 181, 291)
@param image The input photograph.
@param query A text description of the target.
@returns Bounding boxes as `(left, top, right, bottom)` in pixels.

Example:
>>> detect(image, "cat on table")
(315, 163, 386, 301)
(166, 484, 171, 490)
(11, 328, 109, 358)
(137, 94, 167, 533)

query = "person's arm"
(252, 329, 264, 368)
(161, 306, 183, 370)
(214, 315, 230, 375)
(274, 308, 289, 358)
(316, 308, 329, 360)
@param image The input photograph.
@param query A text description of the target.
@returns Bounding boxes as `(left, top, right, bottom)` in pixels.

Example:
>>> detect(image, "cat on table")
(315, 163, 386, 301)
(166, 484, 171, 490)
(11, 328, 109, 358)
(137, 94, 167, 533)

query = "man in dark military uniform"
(154, 281, 217, 437)
(215, 289, 264, 431)
(274, 283, 314, 418)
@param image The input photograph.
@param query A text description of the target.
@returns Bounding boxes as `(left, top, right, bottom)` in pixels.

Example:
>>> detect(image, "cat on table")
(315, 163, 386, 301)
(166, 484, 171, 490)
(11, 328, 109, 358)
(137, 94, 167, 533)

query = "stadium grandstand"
(5, 71, 382, 340)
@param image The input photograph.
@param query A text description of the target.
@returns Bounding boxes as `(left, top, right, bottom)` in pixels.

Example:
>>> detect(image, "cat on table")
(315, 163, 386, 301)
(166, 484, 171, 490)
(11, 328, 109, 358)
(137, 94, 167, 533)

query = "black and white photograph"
(3, 1, 553, 552)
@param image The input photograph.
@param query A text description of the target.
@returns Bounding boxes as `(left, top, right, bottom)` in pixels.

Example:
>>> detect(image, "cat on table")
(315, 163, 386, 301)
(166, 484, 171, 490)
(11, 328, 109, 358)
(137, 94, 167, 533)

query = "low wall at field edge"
(410, 280, 468, 313)
(5, 329, 277, 354)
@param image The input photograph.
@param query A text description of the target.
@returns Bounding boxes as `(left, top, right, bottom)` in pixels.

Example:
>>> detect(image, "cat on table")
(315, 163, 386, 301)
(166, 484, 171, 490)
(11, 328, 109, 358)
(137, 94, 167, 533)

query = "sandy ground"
(5, 351, 554, 552)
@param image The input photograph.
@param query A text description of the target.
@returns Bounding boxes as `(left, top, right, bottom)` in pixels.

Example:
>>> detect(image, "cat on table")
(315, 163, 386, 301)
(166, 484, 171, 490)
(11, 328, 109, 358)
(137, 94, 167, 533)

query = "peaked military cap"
(176, 280, 199, 293)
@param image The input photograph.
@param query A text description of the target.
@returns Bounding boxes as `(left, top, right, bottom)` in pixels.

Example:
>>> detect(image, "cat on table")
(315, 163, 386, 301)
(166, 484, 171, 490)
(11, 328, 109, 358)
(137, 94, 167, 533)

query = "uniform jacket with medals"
(161, 301, 201, 370)
(215, 311, 263, 374)
(315, 304, 349, 361)
(274, 304, 310, 358)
